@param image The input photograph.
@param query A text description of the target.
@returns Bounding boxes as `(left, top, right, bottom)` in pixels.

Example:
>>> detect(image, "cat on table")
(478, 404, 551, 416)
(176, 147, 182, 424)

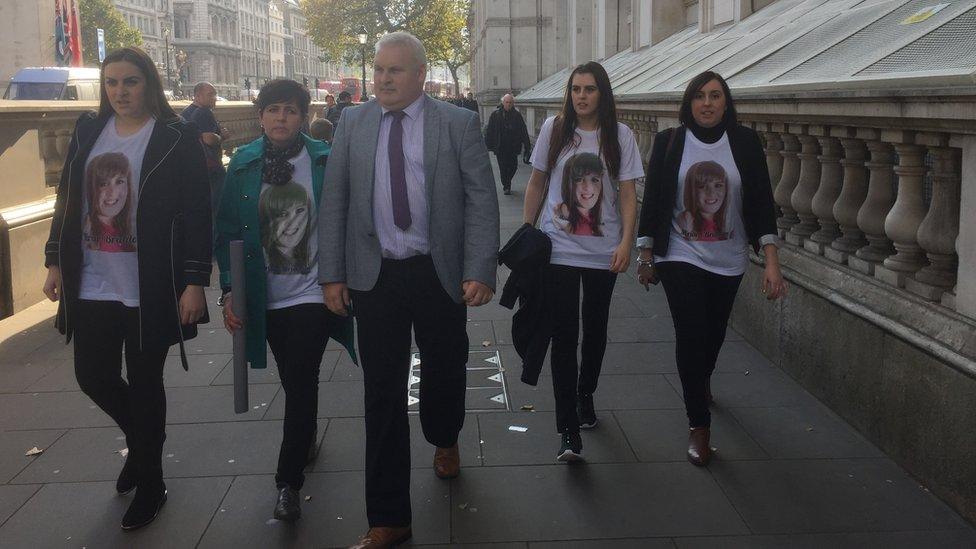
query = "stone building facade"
(172, 0, 242, 97)
(268, 0, 286, 79)
(239, 0, 271, 86)
(113, 0, 174, 68)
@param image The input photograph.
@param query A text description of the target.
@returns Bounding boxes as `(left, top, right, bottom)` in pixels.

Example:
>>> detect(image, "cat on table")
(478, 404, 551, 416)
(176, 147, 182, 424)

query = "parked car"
(2, 67, 101, 100)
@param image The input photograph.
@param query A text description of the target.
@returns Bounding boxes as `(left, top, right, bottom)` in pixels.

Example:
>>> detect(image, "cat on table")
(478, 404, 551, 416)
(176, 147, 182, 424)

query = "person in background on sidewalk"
(310, 117, 335, 144)
(181, 82, 230, 218)
(522, 61, 644, 462)
(485, 93, 532, 195)
(636, 70, 786, 467)
(215, 79, 356, 523)
(42, 46, 211, 531)
(319, 31, 499, 549)
(326, 90, 354, 126)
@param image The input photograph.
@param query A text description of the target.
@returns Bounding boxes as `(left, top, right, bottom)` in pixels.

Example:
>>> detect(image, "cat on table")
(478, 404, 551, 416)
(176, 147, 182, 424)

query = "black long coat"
(45, 112, 212, 366)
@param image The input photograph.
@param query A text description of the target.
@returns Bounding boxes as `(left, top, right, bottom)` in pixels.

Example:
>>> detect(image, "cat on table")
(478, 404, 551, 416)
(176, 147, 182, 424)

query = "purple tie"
(388, 110, 411, 231)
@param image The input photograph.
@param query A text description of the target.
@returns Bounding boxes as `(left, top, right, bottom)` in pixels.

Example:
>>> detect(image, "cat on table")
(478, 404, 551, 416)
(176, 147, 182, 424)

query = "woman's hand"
(43, 266, 62, 302)
(760, 244, 787, 301)
(637, 263, 657, 289)
(179, 285, 207, 325)
(221, 293, 244, 331)
(609, 242, 631, 273)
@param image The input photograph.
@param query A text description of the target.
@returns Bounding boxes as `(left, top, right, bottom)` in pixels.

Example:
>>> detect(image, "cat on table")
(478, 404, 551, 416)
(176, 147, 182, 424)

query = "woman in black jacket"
(636, 71, 786, 466)
(42, 47, 211, 530)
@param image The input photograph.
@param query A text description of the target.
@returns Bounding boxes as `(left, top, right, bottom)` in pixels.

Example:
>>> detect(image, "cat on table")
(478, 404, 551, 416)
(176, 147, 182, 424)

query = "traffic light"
(315, 77, 320, 89)
(303, 76, 309, 88)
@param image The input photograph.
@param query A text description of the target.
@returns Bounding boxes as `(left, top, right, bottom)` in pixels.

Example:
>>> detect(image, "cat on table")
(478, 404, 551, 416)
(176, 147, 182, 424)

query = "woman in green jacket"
(215, 79, 355, 522)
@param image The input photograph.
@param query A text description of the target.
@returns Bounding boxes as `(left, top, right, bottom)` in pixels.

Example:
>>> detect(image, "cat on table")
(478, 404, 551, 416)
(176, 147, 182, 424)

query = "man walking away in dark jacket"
(326, 91, 353, 125)
(485, 94, 531, 195)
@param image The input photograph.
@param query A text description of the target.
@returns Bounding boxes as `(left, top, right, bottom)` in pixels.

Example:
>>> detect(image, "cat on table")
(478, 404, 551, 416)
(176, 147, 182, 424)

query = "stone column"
(826, 135, 869, 264)
(876, 141, 928, 287)
(806, 133, 844, 254)
(949, 134, 976, 318)
(850, 137, 896, 274)
(774, 131, 801, 237)
(787, 129, 822, 244)
(906, 142, 961, 300)
(39, 124, 72, 188)
(762, 127, 784, 193)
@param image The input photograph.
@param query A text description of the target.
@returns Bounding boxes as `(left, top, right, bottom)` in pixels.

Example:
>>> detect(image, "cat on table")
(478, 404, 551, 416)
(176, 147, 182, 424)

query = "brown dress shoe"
(348, 526, 412, 548)
(687, 427, 712, 466)
(433, 443, 460, 479)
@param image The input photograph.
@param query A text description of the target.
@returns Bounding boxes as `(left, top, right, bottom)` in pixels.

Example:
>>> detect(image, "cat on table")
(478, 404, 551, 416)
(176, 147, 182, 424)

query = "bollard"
(230, 240, 248, 413)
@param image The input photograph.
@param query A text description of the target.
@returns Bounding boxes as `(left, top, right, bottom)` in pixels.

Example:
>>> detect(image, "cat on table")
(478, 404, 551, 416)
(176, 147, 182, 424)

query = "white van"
(3, 67, 101, 100)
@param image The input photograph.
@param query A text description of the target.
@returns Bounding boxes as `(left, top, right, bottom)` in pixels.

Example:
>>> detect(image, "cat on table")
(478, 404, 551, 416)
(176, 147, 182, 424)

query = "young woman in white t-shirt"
(636, 71, 787, 466)
(43, 47, 211, 530)
(523, 61, 645, 462)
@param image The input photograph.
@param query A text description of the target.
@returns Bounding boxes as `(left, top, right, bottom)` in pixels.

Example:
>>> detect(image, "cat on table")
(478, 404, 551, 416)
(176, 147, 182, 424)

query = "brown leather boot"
(687, 427, 712, 466)
(433, 443, 460, 479)
(348, 526, 412, 548)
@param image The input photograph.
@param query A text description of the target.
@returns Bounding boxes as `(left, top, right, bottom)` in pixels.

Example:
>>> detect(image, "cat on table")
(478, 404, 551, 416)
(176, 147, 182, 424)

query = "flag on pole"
(54, 0, 69, 66)
(68, 0, 84, 66)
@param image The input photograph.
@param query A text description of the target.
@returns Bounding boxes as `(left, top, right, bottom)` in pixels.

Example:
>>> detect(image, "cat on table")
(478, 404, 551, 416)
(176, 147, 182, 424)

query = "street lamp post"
(164, 27, 174, 93)
(358, 29, 368, 102)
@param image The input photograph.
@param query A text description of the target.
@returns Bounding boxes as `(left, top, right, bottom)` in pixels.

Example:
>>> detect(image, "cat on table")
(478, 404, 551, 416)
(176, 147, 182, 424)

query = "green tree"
(302, 0, 469, 79)
(79, 0, 143, 66)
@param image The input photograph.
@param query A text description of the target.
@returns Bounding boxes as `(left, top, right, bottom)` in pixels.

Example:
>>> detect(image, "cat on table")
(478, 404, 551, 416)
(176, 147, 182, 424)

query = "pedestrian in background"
(522, 61, 643, 462)
(181, 82, 230, 218)
(215, 79, 356, 522)
(636, 70, 786, 466)
(485, 93, 532, 195)
(42, 46, 211, 531)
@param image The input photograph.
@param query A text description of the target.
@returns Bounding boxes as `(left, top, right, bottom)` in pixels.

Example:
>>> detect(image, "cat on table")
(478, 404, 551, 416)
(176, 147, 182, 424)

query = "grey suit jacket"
(318, 95, 500, 302)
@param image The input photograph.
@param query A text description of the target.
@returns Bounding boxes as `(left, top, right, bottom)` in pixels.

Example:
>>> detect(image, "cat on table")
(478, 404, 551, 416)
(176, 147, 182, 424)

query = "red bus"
(340, 77, 363, 102)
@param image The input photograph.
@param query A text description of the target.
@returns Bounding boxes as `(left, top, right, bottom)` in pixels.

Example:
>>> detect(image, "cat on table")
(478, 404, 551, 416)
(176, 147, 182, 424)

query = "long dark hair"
(545, 62, 621, 180)
(678, 71, 738, 127)
(98, 47, 177, 120)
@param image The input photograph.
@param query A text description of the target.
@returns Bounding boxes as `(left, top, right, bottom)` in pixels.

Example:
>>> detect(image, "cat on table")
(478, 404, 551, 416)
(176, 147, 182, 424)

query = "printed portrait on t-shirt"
(82, 152, 137, 252)
(678, 161, 732, 242)
(260, 181, 313, 274)
(552, 152, 605, 237)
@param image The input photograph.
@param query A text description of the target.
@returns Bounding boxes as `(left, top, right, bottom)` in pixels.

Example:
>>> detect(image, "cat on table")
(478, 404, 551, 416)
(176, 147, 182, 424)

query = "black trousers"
(656, 261, 742, 428)
(496, 152, 518, 191)
(351, 255, 468, 527)
(548, 264, 617, 434)
(266, 303, 338, 490)
(73, 299, 168, 489)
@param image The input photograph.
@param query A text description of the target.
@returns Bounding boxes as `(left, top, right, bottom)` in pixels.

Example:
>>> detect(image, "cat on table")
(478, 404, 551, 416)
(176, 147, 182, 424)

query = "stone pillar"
(774, 131, 800, 237)
(875, 142, 928, 287)
(949, 134, 976, 318)
(826, 135, 869, 264)
(762, 128, 784, 193)
(787, 130, 822, 244)
(850, 138, 896, 274)
(39, 124, 72, 188)
(906, 142, 961, 301)
(806, 133, 844, 254)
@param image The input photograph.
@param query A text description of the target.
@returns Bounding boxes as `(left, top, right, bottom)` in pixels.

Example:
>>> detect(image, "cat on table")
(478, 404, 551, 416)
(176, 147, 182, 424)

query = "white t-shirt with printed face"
(79, 116, 155, 307)
(655, 131, 749, 276)
(261, 148, 324, 309)
(530, 117, 645, 270)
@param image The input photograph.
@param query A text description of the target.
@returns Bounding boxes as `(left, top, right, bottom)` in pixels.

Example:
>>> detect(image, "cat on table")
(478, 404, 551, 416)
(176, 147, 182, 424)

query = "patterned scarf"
(261, 134, 305, 187)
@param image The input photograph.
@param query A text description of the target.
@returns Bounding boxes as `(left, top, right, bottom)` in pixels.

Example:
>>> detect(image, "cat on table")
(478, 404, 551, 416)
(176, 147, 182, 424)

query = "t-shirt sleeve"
(530, 117, 554, 172)
(617, 124, 645, 182)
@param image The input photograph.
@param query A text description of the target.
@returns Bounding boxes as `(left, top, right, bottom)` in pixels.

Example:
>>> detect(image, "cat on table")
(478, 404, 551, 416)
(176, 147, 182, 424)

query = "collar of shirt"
(381, 93, 426, 121)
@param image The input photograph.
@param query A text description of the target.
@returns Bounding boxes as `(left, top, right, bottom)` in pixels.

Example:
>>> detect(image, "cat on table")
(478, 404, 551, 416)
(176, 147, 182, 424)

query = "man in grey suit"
(318, 31, 499, 549)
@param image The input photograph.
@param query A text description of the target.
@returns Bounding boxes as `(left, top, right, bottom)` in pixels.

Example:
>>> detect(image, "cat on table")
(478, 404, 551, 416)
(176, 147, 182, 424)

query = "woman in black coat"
(42, 47, 211, 530)
(636, 71, 786, 466)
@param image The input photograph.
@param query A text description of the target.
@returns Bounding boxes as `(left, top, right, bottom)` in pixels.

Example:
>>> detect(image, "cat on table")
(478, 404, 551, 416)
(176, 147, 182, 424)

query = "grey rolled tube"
(230, 240, 248, 413)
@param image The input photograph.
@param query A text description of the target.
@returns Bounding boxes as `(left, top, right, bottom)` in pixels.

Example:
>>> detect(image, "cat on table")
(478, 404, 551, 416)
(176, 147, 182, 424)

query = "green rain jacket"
(215, 134, 357, 368)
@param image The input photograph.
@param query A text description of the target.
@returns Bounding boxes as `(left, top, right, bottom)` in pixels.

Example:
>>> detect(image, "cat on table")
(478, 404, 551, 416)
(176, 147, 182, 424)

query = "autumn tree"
(80, 0, 143, 66)
(302, 0, 470, 92)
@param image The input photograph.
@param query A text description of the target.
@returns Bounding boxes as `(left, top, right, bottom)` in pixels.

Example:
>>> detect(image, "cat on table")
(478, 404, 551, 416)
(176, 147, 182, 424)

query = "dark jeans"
(656, 261, 742, 428)
(266, 303, 338, 490)
(73, 299, 168, 489)
(548, 264, 617, 434)
(351, 255, 468, 527)
(496, 152, 518, 190)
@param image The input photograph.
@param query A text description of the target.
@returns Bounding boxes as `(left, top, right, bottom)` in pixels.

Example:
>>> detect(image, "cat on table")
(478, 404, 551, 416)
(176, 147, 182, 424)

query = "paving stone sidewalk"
(0, 161, 973, 548)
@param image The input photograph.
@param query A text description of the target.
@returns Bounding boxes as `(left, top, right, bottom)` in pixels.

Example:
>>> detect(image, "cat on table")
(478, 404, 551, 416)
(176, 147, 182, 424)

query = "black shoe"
(121, 483, 167, 531)
(273, 485, 301, 522)
(577, 393, 597, 429)
(116, 456, 136, 495)
(556, 432, 584, 462)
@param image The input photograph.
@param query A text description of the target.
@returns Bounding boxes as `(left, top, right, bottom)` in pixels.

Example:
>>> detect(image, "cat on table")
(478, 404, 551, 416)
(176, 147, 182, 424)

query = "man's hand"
(220, 125, 231, 140)
(324, 282, 351, 316)
(221, 293, 244, 331)
(179, 285, 207, 325)
(462, 280, 493, 307)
